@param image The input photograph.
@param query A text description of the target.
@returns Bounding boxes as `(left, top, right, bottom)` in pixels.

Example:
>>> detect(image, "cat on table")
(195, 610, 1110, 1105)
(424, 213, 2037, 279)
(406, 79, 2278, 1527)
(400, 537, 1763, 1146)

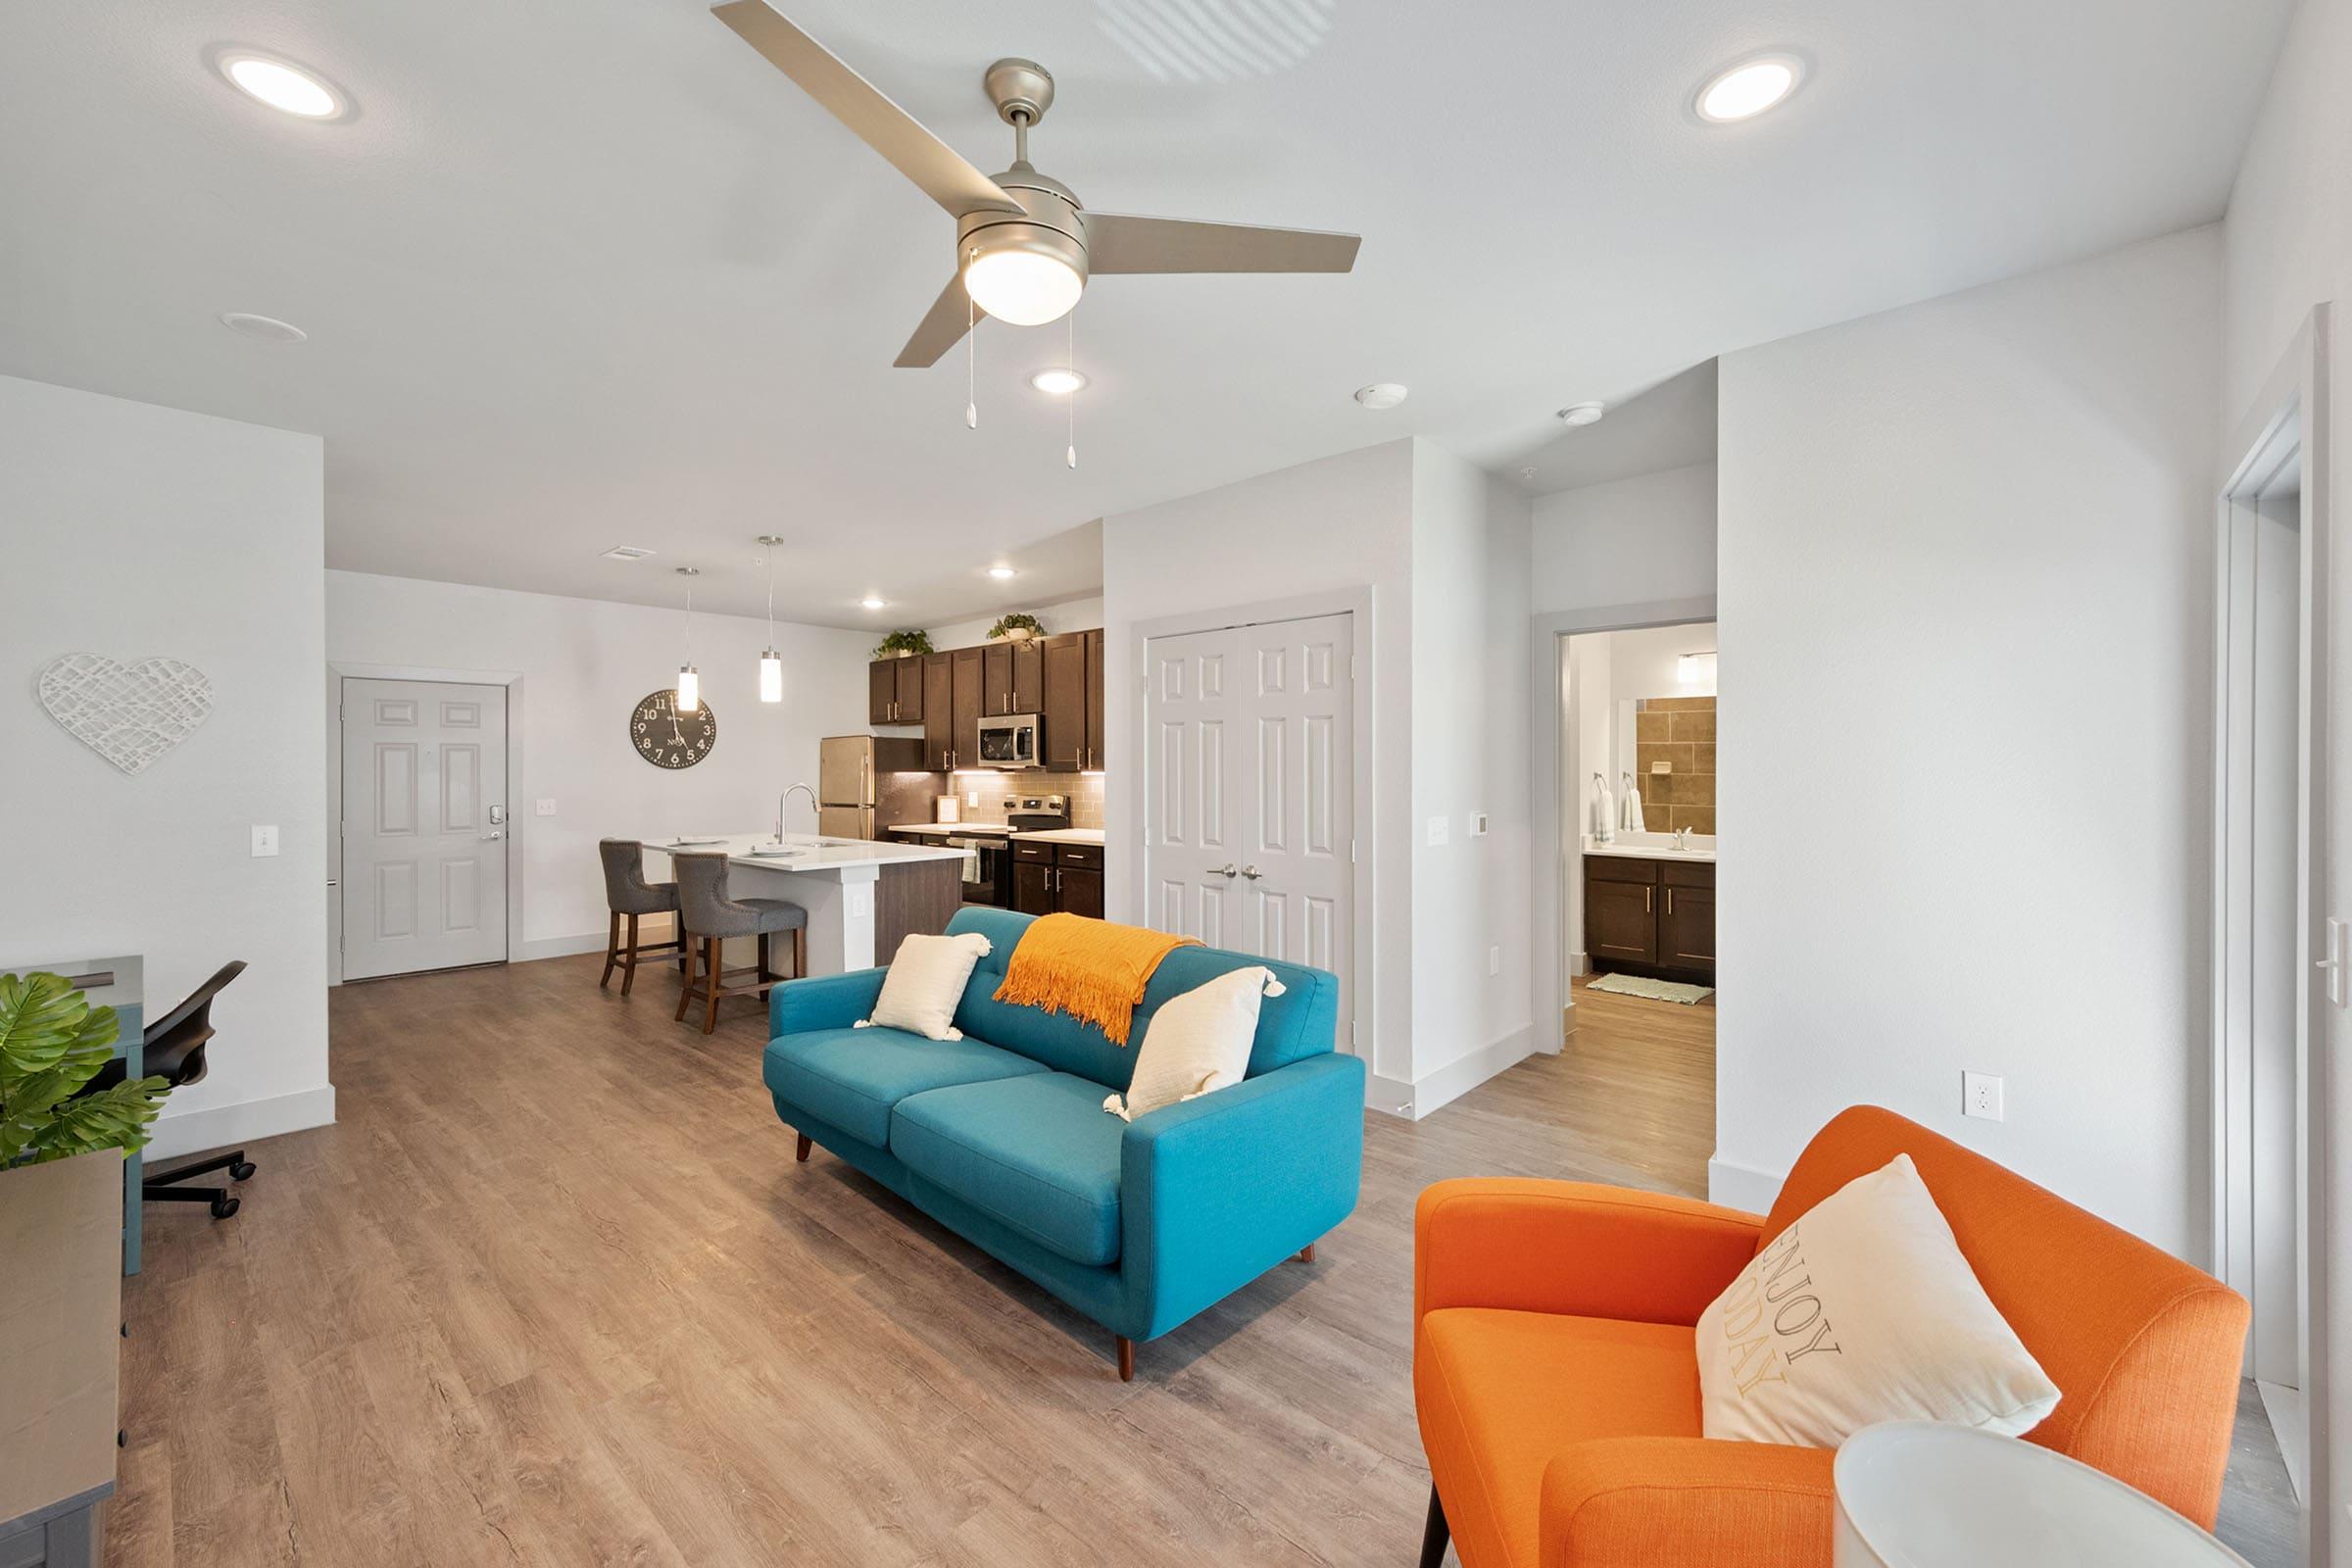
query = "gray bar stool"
(598, 839, 687, 996)
(671, 853, 808, 1034)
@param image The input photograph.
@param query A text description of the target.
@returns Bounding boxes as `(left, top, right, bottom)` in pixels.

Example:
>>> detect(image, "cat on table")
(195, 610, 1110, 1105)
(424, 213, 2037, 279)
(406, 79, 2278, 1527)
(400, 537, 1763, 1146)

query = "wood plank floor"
(107, 959, 2292, 1565)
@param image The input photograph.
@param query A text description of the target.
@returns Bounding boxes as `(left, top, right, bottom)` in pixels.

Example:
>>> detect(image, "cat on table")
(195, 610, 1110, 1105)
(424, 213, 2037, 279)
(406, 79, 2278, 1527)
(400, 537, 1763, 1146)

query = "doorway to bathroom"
(1553, 614, 1718, 1195)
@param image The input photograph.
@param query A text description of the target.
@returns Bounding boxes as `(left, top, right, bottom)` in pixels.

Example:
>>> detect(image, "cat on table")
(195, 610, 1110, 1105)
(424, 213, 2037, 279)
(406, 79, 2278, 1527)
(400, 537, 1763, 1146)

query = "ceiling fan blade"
(895, 276, 983, 368)
(1080, 213, 1361, 274)
(710, 1, 1024, 220)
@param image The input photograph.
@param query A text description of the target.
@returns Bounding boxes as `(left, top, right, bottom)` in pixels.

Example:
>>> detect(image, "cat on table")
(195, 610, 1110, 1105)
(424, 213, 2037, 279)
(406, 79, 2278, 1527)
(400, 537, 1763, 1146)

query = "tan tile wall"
(1634, 696, 1715, 834)
(937, 770, 1104, 829)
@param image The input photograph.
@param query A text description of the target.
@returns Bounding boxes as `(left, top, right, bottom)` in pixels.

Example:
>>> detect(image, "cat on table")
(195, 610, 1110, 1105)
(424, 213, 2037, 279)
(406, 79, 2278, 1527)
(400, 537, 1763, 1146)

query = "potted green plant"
(873, 629, 935, 661)
(1, 971, 170, 1168)
(987, 612, 1044, 642)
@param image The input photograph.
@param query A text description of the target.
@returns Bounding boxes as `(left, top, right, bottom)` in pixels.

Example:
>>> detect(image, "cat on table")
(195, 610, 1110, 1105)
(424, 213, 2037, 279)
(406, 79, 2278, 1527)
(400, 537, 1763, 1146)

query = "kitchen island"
(637, 834, 964, 975)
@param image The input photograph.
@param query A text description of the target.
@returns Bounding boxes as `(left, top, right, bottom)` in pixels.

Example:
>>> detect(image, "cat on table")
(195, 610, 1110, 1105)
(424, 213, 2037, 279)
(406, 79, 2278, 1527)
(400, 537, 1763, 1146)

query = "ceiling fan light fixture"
(962, 243, 1085, 326)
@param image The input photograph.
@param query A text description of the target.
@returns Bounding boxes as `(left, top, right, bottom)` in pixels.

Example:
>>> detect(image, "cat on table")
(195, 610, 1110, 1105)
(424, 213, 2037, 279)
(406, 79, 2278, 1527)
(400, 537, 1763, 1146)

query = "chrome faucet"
(1675, 825, 1695, 850)
(777, 782, 816, 843)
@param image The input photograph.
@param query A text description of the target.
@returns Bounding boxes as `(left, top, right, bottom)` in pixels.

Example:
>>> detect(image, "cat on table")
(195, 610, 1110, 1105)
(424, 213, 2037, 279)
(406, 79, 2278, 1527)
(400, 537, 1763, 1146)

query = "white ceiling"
(0, 0, 2291, 626)
(1522, 361, 1718, 497)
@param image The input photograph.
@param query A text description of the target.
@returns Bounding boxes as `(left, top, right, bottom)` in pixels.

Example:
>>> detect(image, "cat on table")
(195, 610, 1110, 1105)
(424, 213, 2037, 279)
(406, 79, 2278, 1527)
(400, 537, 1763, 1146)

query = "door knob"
(1240, 864, 1263, 880)
(1213, 863, 1238, 878)
(482, 830, 505, 841)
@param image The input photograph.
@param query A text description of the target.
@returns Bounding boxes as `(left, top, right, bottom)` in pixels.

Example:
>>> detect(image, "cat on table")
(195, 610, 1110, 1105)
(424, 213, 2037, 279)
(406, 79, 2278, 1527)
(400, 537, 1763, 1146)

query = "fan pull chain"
(1065, 309, 1077, 469)
(965, 273, 979, 430)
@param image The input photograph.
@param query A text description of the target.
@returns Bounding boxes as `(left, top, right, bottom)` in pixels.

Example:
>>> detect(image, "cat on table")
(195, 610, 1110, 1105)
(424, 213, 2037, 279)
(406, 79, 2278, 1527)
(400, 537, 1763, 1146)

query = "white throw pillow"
(859, 931, 992, 1041)
(1102, 966, 1286, 1122)
(1695, 1153, 2060, 1447)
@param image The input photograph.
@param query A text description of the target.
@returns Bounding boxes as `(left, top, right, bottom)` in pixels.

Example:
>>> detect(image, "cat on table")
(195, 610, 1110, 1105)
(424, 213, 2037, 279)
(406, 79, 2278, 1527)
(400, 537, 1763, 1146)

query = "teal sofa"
(763, 906, 1364, 1378)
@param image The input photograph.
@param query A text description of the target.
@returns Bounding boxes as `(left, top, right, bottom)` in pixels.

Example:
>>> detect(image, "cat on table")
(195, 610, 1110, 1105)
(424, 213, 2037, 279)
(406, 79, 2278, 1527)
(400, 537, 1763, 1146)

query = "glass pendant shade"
(676, 664, 700, 712)
(962, 249, 1083, 326)
(759, 650, 783, 704)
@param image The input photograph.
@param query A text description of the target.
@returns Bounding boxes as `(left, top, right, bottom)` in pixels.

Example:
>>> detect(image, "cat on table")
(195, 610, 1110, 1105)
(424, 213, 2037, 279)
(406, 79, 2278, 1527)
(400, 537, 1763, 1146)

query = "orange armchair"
(1411, 1106, 2249, 1568)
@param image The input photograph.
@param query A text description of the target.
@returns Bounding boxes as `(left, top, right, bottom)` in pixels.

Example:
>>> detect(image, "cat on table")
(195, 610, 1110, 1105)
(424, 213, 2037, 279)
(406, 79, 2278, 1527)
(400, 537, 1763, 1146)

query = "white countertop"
(1014, 828, 1105, 846)
(1583, 832, 1717, 863)
(890, 822, 1010, 837)
(638, 833, 964, 872)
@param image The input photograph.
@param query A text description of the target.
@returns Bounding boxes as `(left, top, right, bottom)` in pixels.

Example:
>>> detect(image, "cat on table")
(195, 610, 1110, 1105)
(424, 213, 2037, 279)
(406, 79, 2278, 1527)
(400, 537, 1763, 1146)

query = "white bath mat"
(1588, 973, 1714, 1005)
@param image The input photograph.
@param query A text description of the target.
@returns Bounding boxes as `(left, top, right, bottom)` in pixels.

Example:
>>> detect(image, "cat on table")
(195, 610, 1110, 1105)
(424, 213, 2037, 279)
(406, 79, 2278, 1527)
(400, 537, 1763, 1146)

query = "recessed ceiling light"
(217, 50, 347, 120)
(1695, 53, 1803, 123)
(988, 564, 1018, 580)
(600, 545, 655, 562)
(1354, 382, 1408, 410)
(859, 596, 887, 611)
(219, 311, 308, 342)
(1558, 402, 1606, 426)
(1028, 368, 1087, 396)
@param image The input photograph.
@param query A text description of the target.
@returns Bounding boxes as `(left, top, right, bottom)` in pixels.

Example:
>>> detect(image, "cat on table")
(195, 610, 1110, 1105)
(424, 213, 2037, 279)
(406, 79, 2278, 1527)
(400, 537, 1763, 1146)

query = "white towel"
(1590, 774, 1614, 843)
(959, 846, 981, 883)
(1620, 773, 1646, 832)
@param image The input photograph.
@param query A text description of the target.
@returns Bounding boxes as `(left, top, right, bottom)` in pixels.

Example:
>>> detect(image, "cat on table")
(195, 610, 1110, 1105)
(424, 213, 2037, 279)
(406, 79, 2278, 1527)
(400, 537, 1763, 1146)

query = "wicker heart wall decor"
(38, 653, 216, 775)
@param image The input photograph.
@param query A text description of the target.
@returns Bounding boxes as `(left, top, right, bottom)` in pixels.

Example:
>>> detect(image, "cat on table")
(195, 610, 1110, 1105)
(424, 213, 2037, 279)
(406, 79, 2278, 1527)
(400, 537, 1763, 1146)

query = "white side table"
(1835, 1421, 2252, 1567)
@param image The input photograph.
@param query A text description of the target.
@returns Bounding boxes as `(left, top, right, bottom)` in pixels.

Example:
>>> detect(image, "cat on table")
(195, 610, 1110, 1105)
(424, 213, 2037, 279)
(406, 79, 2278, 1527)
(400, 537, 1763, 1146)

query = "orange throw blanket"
(992, 912, 1198, 1046)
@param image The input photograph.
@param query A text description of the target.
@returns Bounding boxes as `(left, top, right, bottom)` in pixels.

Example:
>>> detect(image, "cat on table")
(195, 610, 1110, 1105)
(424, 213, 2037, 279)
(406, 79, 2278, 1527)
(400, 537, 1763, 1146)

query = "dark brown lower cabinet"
(1010, 840, 1102, 917)
(1584, 855, 1714, 981)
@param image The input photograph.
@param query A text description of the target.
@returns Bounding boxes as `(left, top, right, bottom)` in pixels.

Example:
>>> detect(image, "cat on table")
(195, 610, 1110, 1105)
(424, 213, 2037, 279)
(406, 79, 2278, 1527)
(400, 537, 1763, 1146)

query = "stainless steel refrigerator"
(816, 735, 933, 840)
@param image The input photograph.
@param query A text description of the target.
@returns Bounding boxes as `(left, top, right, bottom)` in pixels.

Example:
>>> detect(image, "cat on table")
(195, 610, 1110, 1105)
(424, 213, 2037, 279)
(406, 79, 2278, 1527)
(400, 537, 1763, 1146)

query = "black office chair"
(84, 959, 254, 1219)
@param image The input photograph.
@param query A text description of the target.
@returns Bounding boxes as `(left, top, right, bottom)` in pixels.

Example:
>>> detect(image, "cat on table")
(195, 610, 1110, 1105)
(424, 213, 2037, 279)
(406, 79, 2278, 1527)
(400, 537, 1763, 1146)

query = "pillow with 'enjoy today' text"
(1695, 1153, 2060, 1447)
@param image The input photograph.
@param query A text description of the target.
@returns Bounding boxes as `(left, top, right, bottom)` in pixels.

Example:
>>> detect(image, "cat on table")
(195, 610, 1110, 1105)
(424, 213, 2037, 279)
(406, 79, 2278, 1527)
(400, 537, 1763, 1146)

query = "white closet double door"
(1144, 612, 1354, 1050)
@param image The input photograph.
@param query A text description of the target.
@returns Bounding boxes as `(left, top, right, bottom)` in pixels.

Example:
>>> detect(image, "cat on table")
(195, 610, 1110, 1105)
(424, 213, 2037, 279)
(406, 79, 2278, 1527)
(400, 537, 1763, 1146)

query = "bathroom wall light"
(1677, 651, 1718, 686)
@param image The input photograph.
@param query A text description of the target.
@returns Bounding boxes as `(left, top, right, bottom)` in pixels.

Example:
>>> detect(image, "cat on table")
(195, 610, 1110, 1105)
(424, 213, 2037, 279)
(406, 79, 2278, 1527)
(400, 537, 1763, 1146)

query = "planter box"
(0, 1149, 122, 1545)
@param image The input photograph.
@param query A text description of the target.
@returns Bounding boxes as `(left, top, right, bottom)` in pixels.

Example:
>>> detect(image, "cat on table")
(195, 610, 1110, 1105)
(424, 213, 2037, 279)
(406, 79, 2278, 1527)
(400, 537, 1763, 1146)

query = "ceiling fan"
(710, 0, 1362, 368)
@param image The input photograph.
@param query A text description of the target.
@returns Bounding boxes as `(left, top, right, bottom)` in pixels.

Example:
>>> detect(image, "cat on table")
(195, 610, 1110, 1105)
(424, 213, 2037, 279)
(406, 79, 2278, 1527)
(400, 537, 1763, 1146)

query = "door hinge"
(1349, 1019, 1359, 1045)
(1349, 838, 1357, 862)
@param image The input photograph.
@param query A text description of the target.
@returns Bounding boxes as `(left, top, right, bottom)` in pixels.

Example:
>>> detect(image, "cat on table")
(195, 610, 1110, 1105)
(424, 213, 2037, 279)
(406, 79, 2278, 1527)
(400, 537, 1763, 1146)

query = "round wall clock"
(630, 689, 716, 769)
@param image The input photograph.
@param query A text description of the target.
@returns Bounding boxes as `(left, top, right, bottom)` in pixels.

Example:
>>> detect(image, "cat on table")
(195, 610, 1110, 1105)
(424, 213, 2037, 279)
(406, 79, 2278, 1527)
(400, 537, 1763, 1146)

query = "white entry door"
(341, 679, 510, 979)
(1146, 612, 1354, 1050)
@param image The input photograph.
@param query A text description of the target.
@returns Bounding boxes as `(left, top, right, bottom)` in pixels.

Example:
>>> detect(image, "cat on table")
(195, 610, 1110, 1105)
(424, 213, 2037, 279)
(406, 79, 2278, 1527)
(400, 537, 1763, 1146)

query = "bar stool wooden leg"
(674, 934, 698, 1022)
(599, 910, 622, 989)
(793, 926, 807, 979)
(702, 937, 723, 1035)
(758, 930, 773, 985)
(621, 912, 643, 996)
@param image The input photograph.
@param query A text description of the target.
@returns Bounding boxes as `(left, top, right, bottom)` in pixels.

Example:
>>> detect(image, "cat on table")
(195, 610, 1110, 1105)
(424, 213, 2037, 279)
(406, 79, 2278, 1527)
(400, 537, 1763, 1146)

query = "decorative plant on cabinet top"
(0, 971, 169, 1167)
(873, 629, 935, 661)
(987, 612, 1043, 642)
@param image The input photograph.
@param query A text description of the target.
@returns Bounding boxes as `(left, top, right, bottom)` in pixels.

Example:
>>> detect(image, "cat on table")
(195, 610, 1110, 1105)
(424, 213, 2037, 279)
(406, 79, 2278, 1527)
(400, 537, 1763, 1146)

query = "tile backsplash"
(1634, 697, 1715, 835)
(937, 770, 1103, 828)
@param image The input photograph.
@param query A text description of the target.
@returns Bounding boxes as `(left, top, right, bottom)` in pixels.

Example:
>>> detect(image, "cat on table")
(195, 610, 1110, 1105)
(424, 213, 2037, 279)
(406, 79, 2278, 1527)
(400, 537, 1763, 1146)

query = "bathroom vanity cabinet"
(1585, 854, 1715, 982)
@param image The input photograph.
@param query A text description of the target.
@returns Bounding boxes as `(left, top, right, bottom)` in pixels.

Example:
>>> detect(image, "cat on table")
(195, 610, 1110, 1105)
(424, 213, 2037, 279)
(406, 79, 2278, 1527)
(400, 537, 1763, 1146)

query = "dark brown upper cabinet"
(950, 647, 984, 771)
(869, 656, 925, 725)
(921, 654, 954, 770)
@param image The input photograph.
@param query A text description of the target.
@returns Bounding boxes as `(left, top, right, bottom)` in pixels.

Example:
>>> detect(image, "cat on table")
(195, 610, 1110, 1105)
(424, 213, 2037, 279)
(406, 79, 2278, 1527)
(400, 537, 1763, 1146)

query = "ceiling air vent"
(600, 545, 656, 562)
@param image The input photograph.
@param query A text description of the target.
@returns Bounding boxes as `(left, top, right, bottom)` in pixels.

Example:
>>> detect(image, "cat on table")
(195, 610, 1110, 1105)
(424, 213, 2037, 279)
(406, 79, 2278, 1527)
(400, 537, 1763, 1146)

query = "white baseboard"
(1368, 1024, 1539, 1121)
(148, 1083, 336, 1160)
(513, 929, 615, 964)
(1707, 1153, 1786, 1215)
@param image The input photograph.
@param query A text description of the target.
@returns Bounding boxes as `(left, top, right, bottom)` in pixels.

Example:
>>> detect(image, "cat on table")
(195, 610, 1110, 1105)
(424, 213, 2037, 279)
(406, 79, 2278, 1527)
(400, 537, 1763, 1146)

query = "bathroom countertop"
(1583, 833, 1717, 863)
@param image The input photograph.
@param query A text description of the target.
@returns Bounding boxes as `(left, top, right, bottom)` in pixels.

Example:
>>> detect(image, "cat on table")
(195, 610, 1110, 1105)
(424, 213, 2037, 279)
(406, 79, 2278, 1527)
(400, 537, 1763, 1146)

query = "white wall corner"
(1371, 1023, 1540, 1121)
(149, 1083, 336, 1161)
(1707, 1153, 1785, 1216)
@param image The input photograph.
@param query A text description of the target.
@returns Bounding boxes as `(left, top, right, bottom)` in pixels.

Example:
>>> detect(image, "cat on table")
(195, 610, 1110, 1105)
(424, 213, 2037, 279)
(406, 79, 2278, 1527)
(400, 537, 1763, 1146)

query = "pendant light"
(755, 535, 785, 704)
(674, 566, 700, 712)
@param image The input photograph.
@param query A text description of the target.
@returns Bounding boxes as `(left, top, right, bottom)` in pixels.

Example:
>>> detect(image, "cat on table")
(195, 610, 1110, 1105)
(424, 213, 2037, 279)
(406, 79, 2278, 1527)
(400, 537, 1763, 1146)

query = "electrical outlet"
(1488, 946, 1500, 976)
(966, 789, 981, 808)
(1427, 816, 1449, 847)
(535, 799, 557, 816)
(250, 824, 278, 858)
(1962, 1071, 2004, 1122)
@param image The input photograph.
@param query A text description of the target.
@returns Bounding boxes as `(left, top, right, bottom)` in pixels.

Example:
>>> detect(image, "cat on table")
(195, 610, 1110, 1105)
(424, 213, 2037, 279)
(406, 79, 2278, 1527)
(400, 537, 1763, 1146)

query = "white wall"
(1103, 440, 1415, 1100)
(0, 375, 331, 1159)
(1410, 444, 1538, 1101)
(325, 571, 874, 958)
(924, 594, 1103, 652)
(1713, 225, 2224, 1256)
(1532, 461, 1718, 612)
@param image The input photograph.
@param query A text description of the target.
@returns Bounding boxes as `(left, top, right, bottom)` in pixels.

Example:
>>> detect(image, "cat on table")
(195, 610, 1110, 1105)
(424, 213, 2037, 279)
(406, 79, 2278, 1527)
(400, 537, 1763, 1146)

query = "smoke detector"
(600, 545, 656, 562)
(1354, 382, 1408, 410)
(1558, 402, 1606, 426)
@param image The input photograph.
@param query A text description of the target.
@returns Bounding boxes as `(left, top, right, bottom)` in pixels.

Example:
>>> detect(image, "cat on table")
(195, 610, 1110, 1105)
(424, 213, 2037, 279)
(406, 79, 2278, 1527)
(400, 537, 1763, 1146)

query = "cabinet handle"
(1645, 887, 1653, 913)
(1667, 889, 1674, 914)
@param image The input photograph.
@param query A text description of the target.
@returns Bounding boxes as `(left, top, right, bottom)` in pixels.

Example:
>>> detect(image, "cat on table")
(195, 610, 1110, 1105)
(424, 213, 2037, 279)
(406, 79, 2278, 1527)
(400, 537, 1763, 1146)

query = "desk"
(3, 956, 143, 1276)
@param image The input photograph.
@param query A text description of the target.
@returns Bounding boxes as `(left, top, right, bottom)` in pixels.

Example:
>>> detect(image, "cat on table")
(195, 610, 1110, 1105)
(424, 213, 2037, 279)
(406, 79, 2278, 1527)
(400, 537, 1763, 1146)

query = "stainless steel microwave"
(974, 712, 1039, 768)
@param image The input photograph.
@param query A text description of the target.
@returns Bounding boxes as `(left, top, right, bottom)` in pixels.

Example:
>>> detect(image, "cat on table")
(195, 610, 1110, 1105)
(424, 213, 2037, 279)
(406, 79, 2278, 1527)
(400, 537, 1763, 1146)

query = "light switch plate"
(1427, 816, 1449, 847)
(1488, 946, 1501, 976)
(535, 799, 557, 816)
(1651, 760, 1672, 774)
(250, 824, 279, 858)
(1962, 1071, 2004, 1121)
(2326, 917, 2348, 1008)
